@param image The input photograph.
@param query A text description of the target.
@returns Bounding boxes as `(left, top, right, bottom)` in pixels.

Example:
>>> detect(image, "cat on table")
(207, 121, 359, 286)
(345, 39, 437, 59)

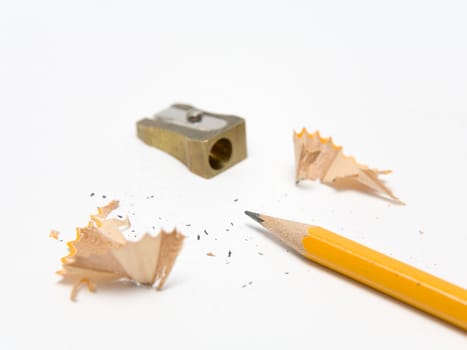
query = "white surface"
(1, 1, 466, 348)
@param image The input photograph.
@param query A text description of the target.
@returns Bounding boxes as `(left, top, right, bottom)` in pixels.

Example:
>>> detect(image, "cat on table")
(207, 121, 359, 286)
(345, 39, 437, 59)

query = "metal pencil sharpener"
(137, 104, 247, 179)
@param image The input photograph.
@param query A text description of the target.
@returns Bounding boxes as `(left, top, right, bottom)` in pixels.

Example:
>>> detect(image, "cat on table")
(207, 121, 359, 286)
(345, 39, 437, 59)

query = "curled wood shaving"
(57, 200, 185, 300)
(294, 129, 402, 203)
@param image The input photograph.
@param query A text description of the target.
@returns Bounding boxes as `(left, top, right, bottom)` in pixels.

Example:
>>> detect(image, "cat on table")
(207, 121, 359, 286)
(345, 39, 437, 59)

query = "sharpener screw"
(187, 109, 203, 123)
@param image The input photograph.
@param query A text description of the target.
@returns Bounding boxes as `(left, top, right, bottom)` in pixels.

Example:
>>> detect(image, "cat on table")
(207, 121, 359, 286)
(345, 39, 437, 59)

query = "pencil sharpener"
(137, 104, 247, 179)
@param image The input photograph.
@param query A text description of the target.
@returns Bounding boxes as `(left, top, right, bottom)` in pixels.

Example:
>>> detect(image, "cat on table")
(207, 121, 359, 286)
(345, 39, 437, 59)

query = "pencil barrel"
(302, 227, 467, 331)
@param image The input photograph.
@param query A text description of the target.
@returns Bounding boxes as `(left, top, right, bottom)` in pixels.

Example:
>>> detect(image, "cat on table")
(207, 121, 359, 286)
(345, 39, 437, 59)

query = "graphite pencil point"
(244, 211, 263, 223)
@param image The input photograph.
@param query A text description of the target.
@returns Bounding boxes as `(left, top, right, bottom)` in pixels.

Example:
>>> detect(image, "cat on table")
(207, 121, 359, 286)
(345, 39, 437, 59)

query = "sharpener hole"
(209, 138, 232, 170)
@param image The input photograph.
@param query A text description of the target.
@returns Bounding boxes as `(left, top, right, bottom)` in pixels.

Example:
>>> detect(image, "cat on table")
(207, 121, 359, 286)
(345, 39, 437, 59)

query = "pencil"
(245, 211, 467, 331)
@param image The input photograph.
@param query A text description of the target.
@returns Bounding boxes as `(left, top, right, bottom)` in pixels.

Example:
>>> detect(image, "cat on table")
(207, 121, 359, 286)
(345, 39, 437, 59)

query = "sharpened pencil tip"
(244, 211, 264, 223)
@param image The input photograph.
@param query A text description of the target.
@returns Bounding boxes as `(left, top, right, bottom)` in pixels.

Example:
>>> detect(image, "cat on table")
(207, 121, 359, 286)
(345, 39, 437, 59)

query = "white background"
(1, 0, 466, 348)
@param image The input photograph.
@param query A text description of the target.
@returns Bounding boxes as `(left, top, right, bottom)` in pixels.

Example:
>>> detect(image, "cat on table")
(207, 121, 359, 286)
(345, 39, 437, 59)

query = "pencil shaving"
(294, 129, 402, 203)
(57, 200, 185, 301)
(49, 230, 60, 240)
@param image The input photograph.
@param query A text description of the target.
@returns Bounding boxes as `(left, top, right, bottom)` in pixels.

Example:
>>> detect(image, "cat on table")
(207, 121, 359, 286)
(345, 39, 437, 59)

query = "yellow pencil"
(245, 211, 467, 331)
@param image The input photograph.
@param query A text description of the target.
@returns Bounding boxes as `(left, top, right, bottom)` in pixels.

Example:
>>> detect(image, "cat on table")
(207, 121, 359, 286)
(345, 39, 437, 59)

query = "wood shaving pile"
(56, 200, 185, 301)
(294, 129, 402, 203)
